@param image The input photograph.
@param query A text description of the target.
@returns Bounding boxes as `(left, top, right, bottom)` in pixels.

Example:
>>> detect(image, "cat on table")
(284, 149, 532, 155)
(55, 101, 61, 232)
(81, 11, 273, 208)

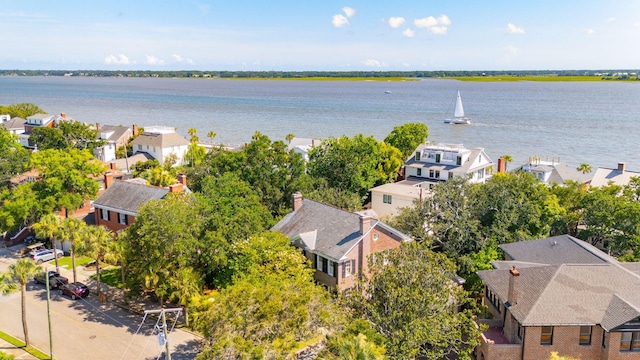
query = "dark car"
(34, 270, 69, 289)
(58, 282, 89, 300)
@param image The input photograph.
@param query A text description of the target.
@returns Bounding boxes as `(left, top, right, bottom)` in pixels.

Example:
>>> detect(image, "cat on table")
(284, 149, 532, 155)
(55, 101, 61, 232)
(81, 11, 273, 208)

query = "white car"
(29, 249, 63, 264)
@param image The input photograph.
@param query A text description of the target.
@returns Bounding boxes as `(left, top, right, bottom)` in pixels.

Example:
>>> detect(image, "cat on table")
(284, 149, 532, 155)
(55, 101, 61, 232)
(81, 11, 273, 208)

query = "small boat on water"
(444, 90, 471, 125)
(384, 90, 392, 94)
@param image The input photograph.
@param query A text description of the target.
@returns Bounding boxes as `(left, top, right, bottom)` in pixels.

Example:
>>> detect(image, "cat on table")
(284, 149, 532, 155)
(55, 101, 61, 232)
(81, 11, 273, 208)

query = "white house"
(516, 157, 592, 185)
(130, 126, 189, 166)
(93, 124, 133, 162)
(18, 113, 65, 148)
(370, 142, 494, 219)
(590, 162, 640, 188)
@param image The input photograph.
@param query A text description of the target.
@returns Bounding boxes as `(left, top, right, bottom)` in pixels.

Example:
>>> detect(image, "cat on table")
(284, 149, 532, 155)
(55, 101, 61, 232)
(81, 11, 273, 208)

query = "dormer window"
(415, 151, 421, 161)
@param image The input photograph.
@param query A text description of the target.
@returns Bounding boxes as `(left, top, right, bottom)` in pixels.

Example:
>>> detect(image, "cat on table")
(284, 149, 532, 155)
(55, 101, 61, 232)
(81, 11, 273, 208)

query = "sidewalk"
(0, 337, 38, 359)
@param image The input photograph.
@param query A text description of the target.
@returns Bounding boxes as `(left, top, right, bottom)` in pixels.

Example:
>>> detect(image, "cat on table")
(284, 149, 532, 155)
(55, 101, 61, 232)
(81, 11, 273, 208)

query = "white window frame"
(316, 254, 323, 271)
(328, 260, 334, 277)
(118, 212, 127, 225)
(344, 261, 352, 277)
(101, 208, 109, 221)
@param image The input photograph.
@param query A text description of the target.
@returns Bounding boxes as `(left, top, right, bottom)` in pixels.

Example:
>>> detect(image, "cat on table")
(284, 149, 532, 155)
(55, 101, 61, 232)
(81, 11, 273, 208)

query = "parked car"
(29, 249, 63, 264)
(20, 242, 47, 257)
(58, 282, 89, 300)
(33, 270, 69, 289)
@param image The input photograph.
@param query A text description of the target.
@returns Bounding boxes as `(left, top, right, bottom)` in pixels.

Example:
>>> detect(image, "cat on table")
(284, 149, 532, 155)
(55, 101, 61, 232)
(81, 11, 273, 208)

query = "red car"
(58, 282, 89, 300)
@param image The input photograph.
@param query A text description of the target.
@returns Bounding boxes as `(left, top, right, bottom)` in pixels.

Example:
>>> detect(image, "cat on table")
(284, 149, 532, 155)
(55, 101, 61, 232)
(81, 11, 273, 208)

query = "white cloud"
(402, 28, 416, 38)
(587, 28, 595, 35)
(172, 54, 184, 62)
(144, 55, 165, 65)
(363, 59, 386, 67)
(606, 17, 616, 22)
(104, 54, 131, 65)
(388, 17, 405, 28)
(414, 15, 451, 35)
(504, 23, 525, 34)
(343, 7, 356, 18)
(332, 14, 349, 28)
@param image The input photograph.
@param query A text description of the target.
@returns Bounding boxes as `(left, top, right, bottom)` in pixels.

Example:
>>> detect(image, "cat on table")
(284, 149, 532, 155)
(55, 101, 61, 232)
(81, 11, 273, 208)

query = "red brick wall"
(522, 326, 605, 360)
(603, 332, 640, 360)
(94, 208, 132, 233)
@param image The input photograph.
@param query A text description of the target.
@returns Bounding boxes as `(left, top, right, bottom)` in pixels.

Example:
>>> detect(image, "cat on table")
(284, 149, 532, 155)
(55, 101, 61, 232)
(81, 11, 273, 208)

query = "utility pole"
(143, 308, 182, 360)
(161, 309, 170, 360)
(45, 268, 53, 359)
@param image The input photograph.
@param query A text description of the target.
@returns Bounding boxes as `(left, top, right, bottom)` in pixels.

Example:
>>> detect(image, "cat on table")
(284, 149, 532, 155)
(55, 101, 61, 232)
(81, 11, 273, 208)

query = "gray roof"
(131, 132, 189, 147)
(271, 198, 410, 261)
(0, 117, 26, 131)
(405, 146, 491, 174)
(93, 181, 169, 215)
(516, 162, 592, 185)
(500, 234, 616, 265)
(99, 125, 131, 142)
(107, 153, 154, 172)
(591, 166, 640, 187)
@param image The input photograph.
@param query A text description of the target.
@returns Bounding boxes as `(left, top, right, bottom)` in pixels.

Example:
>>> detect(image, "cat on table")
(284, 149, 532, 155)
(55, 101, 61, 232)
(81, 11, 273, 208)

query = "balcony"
(475, 321, 522, 360)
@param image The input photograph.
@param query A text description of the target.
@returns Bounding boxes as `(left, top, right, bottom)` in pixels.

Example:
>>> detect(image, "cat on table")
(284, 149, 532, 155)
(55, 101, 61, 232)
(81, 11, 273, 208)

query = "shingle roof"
(131, 132, 189, 147)
(0, 117, 26, 131)
(271, 199, 410, 261)
(99, 125, 131, 142)
(591, 166, 640, 187)
(93, 181, 169, 215)
(500, 234, 616, 265)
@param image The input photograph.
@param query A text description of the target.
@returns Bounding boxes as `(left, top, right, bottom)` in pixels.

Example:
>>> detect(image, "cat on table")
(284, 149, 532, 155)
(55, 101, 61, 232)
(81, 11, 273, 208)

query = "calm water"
(1, 76, 639, 170)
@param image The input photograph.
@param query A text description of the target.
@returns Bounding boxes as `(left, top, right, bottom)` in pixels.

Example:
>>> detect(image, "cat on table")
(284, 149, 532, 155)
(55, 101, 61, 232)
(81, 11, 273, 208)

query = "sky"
(1, 0, 639, 71)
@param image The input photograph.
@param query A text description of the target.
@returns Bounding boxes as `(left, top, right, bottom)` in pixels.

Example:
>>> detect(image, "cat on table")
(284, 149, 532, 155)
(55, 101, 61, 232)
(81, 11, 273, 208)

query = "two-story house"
(516, 157, 592, 185)
(92, 172, 187, 233)
(93, 124, 134, 162)
(271, 192, 412, 291)
(370, 142, 494, 219)
(130, 126, 189, 166)
(590, 162, 640, 188)
(18, 113, 65, 148)
(476, 234, 640, 360)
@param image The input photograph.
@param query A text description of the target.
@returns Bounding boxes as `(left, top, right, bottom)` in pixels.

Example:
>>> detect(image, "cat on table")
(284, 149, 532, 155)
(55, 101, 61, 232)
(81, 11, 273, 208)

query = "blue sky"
(2, 0, 639, 71)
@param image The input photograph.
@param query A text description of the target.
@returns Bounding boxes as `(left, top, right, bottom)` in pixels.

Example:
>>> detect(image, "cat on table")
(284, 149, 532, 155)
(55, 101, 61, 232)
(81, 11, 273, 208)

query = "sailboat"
(444, 90, 472, 125)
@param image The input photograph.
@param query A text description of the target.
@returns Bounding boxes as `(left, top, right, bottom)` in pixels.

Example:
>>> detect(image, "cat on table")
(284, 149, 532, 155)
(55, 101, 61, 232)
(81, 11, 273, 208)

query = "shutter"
(107, 210, 111, 221)
(352, 259, 356, 275)
(322, 258, 327, 273)
(342, 262, 345, 278)
(333, 262, 337, 278)
(124, 214, 128, 225)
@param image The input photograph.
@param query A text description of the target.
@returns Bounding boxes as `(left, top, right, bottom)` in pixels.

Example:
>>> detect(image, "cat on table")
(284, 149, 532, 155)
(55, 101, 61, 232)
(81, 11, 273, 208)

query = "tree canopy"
(383, 122, 429, 159)
(0, 103, 45, 119)
(30, 120, 104, 151)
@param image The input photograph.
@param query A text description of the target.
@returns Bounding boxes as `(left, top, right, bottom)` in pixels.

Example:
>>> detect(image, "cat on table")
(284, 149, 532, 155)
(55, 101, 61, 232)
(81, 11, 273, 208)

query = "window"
(456, 156, 462, 165)
(316, 255, 323, 271)
(517, 324, 523, 340)
(435, 153, 441, 163)
(118, 212, 128, 225)
(328, 260, 334, 277)
(620, 331, 640, 351)
(138, 145, 142, 150)
(602, 331, 607, 348)
(540, 326, 553, 345)
(373, 233, 379, 241)
(417, 168, 422, 176)
(448, 172, 454, 180)
(429, 169, 434, 178)
(100, 208, 110, 221)
(477, 168, 485, 179)
(415, 151, 421, 161)
(579, 326, 592, 345)
(383, 194, 392, 204)
(344, 260, 353, 277)
(435, 170, 440, 179)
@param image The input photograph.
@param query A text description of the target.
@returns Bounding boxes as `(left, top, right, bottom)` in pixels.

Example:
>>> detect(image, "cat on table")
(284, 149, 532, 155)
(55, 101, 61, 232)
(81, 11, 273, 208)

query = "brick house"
(271, 193, 412, 291)
(476, 235, 640, 360)
(92, 172, 187, 233)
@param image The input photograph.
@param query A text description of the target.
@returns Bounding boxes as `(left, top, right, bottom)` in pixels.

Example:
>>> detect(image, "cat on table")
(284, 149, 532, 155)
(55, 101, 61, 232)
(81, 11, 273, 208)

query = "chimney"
(133, 124, 139, 136)
(60, 113, 66, 119)
(109, 162, 117, 171)
(96, 122, 101, 131)
(497, 157, 506, 173)
(507, 266, 520, 306)
(312, 139, 315, 147)
(618, 162, 626, 172)
(360, 215, 372, 235)
(178, 173, 187, 186)
(169, 183, 183, 193)
(104, 172, 113, 189)
(292, 192, 303, 211)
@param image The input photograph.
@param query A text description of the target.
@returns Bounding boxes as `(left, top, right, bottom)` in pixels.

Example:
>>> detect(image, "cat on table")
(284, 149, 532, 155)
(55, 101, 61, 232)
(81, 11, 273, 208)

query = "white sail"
(454, 90, 465, 118)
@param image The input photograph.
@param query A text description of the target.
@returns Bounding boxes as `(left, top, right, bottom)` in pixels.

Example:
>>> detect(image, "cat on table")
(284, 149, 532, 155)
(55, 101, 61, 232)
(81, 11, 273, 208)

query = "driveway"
(0, 245, 202, 360)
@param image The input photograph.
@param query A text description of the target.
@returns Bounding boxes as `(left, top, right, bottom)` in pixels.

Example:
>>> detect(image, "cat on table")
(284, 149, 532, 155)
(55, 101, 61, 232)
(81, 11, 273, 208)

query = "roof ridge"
(522, 264, 563, 325)
(302, 198, 361, 218)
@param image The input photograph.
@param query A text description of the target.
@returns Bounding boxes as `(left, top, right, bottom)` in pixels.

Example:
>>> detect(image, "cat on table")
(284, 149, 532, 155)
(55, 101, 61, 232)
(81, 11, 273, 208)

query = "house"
(0, 117, 27, 135)
(590, 162, 640, 188)
(515, 157, 592, 185)
(0, 114, 10, 123)
(92, 172, 187, 232)
(93, 124, 134, 162)
(370, 142, 494, 219)
(287, 137, 320, 162)
(18, 113, 66, 148)
(476, 234, 640, 360)
(271, 192, 412, 291)
(130, 126, 189, 166)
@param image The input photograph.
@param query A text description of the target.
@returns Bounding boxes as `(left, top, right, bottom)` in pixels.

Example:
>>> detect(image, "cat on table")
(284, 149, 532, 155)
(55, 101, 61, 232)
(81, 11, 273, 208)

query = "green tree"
(206, 131, 217, 143)
(78, 225, 114, 299)
(59, 218, 86, 283)
(32, 213, 64, 271)
(5, 259, 40, 347)
(308, 134, 403, 199)
(0, 103, 45, 118)
(383, 122, 429, 159)
(30, 120, 105, 151)
(285, 133, 295, 144)
(577, 163, 592, 174)
(347, 242, 483, 359)
(501, 154, 513, 171)
(0, 128, 30, 188)
(168, 267, 202, 328)
(0, 183, 45, 233)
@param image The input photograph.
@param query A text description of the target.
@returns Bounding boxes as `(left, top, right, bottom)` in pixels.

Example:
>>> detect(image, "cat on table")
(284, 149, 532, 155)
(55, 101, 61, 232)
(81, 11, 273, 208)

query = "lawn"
(90, 267, 123, 289)
(48, 256, 93, 269)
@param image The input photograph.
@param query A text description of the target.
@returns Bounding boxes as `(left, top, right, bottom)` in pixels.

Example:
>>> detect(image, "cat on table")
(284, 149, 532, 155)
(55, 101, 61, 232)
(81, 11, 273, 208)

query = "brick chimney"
(177, 173, 187, 186)
(104, 172, 113, 189)
(497, 157, 506, 173)
(60, 113, 66, 119)
(96, 122, 101, 131)
(109, 162, 117, 171)
(360, 215, 372, 235)
(507, 266, 520, 306)
(618, 162, 626, 172)
(292, 192, 303, 211)
(169, 183, 183, 193)
(133, 124, 139, 137)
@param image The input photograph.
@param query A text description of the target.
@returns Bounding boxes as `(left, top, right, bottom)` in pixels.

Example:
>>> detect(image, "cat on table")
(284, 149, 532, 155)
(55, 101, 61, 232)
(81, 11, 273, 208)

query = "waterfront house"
(271, 192, 412, 291)
(476, 234, 640, 360)
(590, 162, 640, 188)
(370, 142, 494, 219)
(18, 113, 65, 148)
(130, 126, 189, 166)
(0, 117, 26, 135)
(92, 172, 187, 233)
(515, 157, 592, 185)
(93, 124, 134, 162)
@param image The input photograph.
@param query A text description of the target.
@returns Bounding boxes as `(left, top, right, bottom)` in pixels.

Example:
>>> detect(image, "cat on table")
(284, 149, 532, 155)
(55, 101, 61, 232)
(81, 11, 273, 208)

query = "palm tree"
(206, 131, 217, 144)
(78, 225, 114, 299)
(501, 154, 513, 172)
(285, 133, 295, 144)
(59, 218, 86, 284)
(33, 213, 63, 271)
(0, 272, 17, 295)
(333, 334, 386, 360)
(168, 267, 203, 327)
(6, 259, 40, 347)
(577, 163, 592, 174)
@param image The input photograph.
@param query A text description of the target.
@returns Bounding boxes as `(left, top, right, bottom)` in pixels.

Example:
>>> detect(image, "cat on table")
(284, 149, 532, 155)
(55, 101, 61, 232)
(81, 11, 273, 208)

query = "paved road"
(0, 245, 202, 360)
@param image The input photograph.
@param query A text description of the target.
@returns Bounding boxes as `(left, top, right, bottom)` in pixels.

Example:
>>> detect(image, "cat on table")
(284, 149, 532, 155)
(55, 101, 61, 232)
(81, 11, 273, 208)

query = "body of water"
(1, 76, 638, 170)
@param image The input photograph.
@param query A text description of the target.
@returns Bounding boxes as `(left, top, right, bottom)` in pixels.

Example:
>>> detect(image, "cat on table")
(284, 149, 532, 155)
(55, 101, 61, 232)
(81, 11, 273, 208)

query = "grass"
(47, 256, 93, 269)
(452, 75, 639, 82)
(0, 330, 51, 359)
(231, 76, 418, 82)
(90, 266, 123, 289)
